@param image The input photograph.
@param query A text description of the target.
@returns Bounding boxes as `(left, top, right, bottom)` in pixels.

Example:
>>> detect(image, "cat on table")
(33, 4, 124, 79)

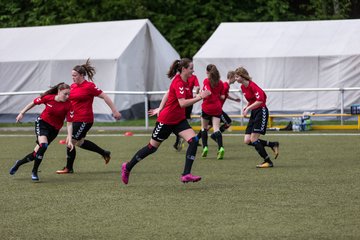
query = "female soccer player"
(9, 83, 74, 181)
(198, 71, 241, 140)
(234, 66, 279, 168)
(56, 59, 121, 174)
(121, 58, 210, 185)
(199, 64, 225, 160)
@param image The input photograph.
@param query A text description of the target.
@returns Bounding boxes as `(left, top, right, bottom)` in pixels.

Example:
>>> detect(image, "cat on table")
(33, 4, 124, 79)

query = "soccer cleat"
(181, 174, 202, 183)
(256, 162, 274, 168)
(121, 162, 130, 185)
(31, 172, 39, 181)
(103, 150, 111, 164)
(9, 160, 20, 175)
(271, 142, 280, 159)
(217, 147, 225, 160)
(201, 146, 208, 158)
(56, 167, 74, 174)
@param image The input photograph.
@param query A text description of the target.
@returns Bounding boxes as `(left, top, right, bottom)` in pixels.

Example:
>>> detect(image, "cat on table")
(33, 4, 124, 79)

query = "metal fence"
(1, 87, 360, 129)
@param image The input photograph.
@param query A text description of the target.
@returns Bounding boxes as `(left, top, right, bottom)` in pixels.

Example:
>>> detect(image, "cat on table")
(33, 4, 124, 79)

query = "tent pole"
(340, 89, 344, 125)
(145, 94, 149, 129)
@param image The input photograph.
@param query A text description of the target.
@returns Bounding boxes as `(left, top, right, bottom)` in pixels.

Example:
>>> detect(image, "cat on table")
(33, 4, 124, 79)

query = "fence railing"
(1, 87, 360, 129)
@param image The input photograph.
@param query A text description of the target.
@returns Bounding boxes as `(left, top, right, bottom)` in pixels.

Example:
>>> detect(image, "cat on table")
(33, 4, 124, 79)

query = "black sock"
(248, 140, 275, 149)
(66, 147, 76, 170)
(196, 131, 202, 139)
(127, 144, 157, 171)
(17, 152, 36, 166)
(219, 124, 229, 133)
(211, 131, 223, 149)
(32, 158, 43, 173)
(201, 129, 208, 147)
(32, 143, 48, 173)
(183, 137, 198, 175)
(252, 140, 271, 162)
(258, 139, 275, 148)
(80, 140, 106, 156)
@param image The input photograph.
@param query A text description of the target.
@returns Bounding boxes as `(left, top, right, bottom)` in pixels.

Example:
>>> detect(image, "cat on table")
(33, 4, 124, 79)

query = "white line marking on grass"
(0, 133, 359, 137)
(226, 133, 360, 136)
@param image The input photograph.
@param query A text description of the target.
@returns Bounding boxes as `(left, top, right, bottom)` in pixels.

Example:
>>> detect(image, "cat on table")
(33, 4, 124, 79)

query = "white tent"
(193, 20, 360, 115)
(0, 19, 179, 121)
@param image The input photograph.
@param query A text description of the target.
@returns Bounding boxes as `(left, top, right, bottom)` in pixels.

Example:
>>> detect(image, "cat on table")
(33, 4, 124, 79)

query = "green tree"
(0, 0, 358, 57)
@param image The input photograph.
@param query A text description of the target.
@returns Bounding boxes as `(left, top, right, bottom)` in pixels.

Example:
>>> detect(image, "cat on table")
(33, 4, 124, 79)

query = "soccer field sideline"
(0, 132, 359, 137)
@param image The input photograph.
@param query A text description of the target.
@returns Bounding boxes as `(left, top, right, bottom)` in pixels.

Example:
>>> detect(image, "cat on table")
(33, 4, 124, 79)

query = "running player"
(56, 59, 121, 174)
(234, 66, 279, 168)
(9, 83, 74, 181)
(121, 58, 210, 185)
(199, 64, 225, 160)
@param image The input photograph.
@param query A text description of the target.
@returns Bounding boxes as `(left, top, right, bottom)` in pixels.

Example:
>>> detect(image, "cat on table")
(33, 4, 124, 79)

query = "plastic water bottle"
(292, 117, 301, 132)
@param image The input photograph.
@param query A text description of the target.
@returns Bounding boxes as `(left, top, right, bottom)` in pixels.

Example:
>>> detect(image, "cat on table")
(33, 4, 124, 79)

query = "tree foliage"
(0, 0, 358, 57)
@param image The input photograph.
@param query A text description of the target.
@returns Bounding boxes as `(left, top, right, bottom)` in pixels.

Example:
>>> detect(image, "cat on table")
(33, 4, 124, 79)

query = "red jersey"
(34, 94, 73, 130)
(158, 74, 188, 124)
(241, 80, 267, 109)
(186, 75, 200, 98)
(201, 78, 224, 116)
(70, 80, 103, 122)
(221, 81, 230, 106)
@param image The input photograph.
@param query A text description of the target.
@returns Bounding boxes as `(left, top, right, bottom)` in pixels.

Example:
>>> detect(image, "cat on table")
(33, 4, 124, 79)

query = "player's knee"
(244, 139, 251, 145)
(147, 143, 158, 154)
(214, 131, 222, 137)
(75, 139, 84, 147)
(36, 143, 48, 159)
(186, 136, 198, 157)
(187, 136, 199, 146)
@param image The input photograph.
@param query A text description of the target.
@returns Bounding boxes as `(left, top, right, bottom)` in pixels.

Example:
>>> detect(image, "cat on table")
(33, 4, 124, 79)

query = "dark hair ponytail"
(206, 64, 220, 88)
(41, 82, 70, 97)
(73, 58, 96, 82)
(167, 60, 180, 79)
(167, 58, 192, 79)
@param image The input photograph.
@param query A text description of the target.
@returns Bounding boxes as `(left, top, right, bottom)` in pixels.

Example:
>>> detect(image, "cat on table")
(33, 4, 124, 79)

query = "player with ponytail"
(10, 83, 73, 181)
(56, 59, 121, 174)
(121, 58, 211, 185)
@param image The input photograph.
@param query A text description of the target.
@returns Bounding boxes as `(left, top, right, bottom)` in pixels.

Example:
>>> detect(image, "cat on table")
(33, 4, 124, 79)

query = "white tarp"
(0, 19, 179, 121)
(193, 20, 360, 115)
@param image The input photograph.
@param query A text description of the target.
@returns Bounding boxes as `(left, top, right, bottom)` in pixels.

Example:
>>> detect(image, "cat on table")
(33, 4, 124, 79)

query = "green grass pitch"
(1, 132, 360, 239)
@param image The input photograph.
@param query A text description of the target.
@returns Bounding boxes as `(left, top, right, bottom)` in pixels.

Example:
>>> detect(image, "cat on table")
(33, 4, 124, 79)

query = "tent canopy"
(193, 19, 360, 114)
(0, 19, 179, 121)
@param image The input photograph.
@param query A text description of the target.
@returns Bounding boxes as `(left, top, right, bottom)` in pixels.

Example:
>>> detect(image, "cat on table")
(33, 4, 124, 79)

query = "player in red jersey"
(9, 83, 74, 181)
(120, 58, 210, 185)
(173, 74, 200, 151)
(197, 71, 241, 141)
(234, 66, 279, 168)
(56, 59, 121, 174)
(199, 64, 225, 160)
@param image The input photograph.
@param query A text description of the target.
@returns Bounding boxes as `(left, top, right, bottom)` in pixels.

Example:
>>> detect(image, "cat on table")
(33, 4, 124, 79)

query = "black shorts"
(201, 110, 221, 121)
(151, 119, 192, 142)
(72, 122, 93, 140)
(185, 106, 193, 120)
(245, 107, 269, 135)
(35, 117, 59, 144)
